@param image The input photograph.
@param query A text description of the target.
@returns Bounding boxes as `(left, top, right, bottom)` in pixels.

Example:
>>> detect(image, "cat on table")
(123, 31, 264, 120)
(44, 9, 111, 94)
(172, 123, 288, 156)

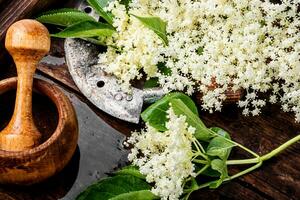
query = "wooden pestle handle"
(0, 19, 50, 151)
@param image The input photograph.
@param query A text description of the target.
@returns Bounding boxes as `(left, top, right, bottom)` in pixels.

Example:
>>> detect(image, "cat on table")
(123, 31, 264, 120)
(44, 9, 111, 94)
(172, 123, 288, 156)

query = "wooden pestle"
(0, 19, 50, 151)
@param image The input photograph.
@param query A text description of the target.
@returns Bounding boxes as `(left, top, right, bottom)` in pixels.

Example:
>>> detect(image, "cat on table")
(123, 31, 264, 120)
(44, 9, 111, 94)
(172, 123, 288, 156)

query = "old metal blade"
(65, 38, 144, 123)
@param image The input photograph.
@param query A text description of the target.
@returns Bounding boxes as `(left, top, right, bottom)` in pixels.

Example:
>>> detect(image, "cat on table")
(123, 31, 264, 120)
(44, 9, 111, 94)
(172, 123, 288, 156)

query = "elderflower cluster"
(100, 0, 300, 120)
(127, 108, 196, 200)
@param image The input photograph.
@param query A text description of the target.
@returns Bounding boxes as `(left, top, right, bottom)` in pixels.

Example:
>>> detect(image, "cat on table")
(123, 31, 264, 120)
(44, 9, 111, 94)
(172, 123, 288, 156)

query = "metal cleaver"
(64, 1, 165, 124)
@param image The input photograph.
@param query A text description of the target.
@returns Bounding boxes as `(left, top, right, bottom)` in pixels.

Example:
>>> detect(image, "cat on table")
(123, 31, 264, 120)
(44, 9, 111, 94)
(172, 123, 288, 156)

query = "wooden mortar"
(0, 20, 78, 185)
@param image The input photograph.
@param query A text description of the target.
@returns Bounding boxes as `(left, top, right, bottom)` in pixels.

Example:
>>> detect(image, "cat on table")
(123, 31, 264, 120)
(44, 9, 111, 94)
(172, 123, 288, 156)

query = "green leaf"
(157, 62, 171, 76)
(202, 166, 222, 178)
(76, 175, 154, 200)
(207, 127, 235, 160)
(170, 99, 213, 141)
(115, 165, 145, 179)
(90, 0, 111, 7)
(144, 78, 159, 88)
(36, 8, 96, 27)
(88, 0, 114, 25)
(209, 159, 228, 189)
(51, 20, 115, 38)
(132, 15, 168, 45)
(141, 92, 199, 131)
(82, 37, 106, 46)
(110, 190, 158, 200)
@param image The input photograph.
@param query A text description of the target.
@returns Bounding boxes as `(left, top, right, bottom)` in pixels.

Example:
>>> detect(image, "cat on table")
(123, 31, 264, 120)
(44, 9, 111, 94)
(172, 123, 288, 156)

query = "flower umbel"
(100, 0, 300, 120)
(128, 108, 196, 200)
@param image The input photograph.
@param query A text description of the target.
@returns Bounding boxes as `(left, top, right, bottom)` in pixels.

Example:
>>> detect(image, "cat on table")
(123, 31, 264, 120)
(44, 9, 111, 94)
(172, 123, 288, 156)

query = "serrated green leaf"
(36, 8, 95, 27)
(88, 0, 114, 24)
(76, 175, 154, 200)
(115, 165, 145, 179)
(207, 127, 235, 160)
(132, 15, 168, 45)
(51, 20, 115, 38)
(141, 92, 199, 131)
(209, 159, 228, 189)
(170, 99, 213, 141)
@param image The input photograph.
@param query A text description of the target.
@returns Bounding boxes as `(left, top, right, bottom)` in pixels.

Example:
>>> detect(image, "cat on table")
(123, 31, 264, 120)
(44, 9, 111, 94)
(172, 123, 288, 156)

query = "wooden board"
(0, 0, 300, 199)
(0, 0, 62, 41)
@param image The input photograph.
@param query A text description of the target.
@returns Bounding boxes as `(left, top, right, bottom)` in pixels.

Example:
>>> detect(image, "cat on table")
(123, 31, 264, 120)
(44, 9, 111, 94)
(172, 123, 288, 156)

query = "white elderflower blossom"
(128, 108, 196, 200)
(99, 0, 300, 120)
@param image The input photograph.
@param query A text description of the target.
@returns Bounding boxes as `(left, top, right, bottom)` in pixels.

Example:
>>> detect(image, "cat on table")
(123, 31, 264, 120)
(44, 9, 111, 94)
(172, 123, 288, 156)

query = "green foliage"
(75, 92, 299, 199)
(110, 190, 158, 200)
(87, 0, 114, 24)
(37, 0, 115, 43)
(114, 165, 145, 179)
(76, 174, 157, 200)
(207, 127, 236, 160)
(141, 92, 199, 131)
(36, 8, 96, 27)
(209, 159, 229, 189)
(132, 15, 168, 45)
(51, 21, 115, 38)
(170, 99, 213, 141)
(157, 62, 171, 76)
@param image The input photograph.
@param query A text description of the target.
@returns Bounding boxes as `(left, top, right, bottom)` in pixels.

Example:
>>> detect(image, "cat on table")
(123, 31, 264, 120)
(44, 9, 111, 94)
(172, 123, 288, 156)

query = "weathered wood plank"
(200, 104, 300, 199)
(0, 0, 60, 41)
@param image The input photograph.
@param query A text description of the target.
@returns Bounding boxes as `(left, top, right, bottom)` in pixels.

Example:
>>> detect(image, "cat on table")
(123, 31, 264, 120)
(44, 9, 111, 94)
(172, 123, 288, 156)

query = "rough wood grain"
(0, 0, 60, 41)
(198, 104, 300, 200)
(0, 75, 128, 199)
(0, 77, 78, 185)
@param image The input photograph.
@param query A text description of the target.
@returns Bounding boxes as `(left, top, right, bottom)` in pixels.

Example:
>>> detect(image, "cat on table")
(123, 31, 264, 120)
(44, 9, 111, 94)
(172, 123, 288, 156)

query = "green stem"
(192, 141, 209, 160)
(187, 162, 263, 193)
(226, 134, 300, 165)
(261, 134, 300, 161)
(189, 134, 300, 194)
(184, 164, 210, 184)
(195, 139, 206, 153)
(226, 158, 259, 165)
(208, 129, 259, 158)
(195, 164, 210, 176)
(193, 159, 209, 165)
(226, 161, 263, 181)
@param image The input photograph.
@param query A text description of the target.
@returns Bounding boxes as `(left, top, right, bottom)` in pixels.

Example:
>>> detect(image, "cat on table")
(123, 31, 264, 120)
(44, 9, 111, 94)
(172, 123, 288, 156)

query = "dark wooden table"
(0, 0, 299, 199)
